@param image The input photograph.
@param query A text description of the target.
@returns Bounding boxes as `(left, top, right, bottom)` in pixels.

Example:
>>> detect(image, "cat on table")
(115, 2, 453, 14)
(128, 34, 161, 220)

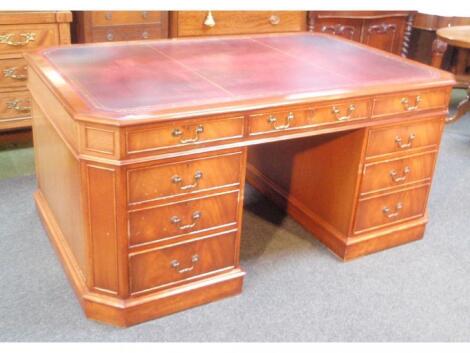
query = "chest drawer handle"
(331, 104, 356, 121)
(395, 133, 416, 149)
(105, 12, 113, 20)
(401, 96, 422, 111)
(142, 31, 150, 39)
(0, 33, 36, 46)
(106, 32, 114, 41)
(6, 99, 31, 112)
(3, 67, 27, 80)
(269, 15, 281, 25)
(389, 166, 411, 183)
(170, 211, 202, 230)
(383, 202, 403, 219)
(172, 171, 203, 190)
(172, 125, 204, 144)
(204, 11, 216, 27)
(267, 112, 294, 130)
(171, 254, 199, 274)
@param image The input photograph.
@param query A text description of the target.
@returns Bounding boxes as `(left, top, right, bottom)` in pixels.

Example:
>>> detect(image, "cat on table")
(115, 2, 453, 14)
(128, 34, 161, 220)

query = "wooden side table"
(432, 25, 470, 122)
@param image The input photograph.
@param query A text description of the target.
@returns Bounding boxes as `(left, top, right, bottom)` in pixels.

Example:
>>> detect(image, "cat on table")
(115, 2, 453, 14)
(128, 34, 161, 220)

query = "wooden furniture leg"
(431, 38, 448, 69)
(447, 86, 470, 123)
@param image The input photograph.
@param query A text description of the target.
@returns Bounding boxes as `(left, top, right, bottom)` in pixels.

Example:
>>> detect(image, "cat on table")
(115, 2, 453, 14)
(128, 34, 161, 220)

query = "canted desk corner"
(25, 32, 455, 327)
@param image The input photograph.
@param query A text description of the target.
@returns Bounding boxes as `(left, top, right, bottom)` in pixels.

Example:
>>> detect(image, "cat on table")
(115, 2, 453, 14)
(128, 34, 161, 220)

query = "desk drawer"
(0, 90, 30, 120)
(129, 230, 236, 294)
(128, 152, 243, 205)
(365, 117, 442, 159)
(126, 116, 244, 155)
(174, 11, 306, 37)
(0, 24, 59, 54)
(372, 90, 448, 118)
(90, 25, 166, 42)
(249, 99, 369, 135)
(361, 152, 436, 195)
(91, 11, 164, 26)
(0, 58, 27, 89)
(354, 185, 429, 233)
(128, 191, 239, 246)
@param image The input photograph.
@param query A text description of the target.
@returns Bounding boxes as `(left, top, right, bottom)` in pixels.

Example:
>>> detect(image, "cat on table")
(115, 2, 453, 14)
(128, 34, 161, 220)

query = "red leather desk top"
(29, 33, 453, 124)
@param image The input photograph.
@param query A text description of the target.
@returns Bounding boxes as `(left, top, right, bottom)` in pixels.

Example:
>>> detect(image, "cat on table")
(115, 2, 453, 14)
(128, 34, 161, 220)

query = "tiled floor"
(0, 88, 468, 181)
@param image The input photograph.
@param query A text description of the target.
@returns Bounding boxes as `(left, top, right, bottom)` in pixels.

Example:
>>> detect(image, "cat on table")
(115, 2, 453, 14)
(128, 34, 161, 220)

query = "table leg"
(431, 38, 448, 69)
(447, 86, 470, 123)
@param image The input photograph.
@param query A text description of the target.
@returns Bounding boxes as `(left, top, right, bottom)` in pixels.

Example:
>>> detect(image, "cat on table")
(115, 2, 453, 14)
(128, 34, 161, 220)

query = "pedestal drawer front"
(128, 152, 242, 205)
(372, 90, 448, 118)
(366, 117, 442, 159)
(129, 230, 236, 294)
(129, 190, 239, 246)
(249, 99, 368, 135)
(174, 11, 306, 37)
(126, 116, 244, 155)
(0, 24, 59, 54)
(361, 152, 436, 194)
(0, 90, 30, 120)
(91, 25, 166, 42)
(91, 11, 164, 26)
(0, 58, 27, 89)
(354, 185, 429, 233)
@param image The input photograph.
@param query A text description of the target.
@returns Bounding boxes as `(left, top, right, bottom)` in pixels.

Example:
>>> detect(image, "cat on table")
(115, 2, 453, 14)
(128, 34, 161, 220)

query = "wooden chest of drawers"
(0, 11, 71, 131)
(170, 11, 307, 37)
(308, 11, 415, 56)
(72, 11, 169, 43)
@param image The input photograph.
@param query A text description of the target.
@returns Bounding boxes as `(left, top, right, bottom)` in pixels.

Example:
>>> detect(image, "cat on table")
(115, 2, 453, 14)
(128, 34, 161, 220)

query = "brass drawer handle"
(395, 133, 416, 149)
(170, 254, 199, 274)
(172, 125, 204, 144)
(331, 104, 356, 121)
(142, 31, 149, 39)
(104, 12, 113, 20)
(383, 202, 403, 219)
(6, 99, 31, 112)
(0, 32, 36, 46)
(267, 112, 294, 130)
(401, 96, 422, 111)
(106, 32, 114, 41)
(170, 211, 202, 230)
(171, 170, 203, 191)
(269, 15, 280, 25)
(204, 11, 216, 27)
(3, 67, 27, 80)
(389, 166, 411, 183)
(142, 11, 149, 19)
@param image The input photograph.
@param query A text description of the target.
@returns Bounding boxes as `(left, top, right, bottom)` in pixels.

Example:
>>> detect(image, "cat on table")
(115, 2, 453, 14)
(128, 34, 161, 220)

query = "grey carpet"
(1, 109, 470, 342)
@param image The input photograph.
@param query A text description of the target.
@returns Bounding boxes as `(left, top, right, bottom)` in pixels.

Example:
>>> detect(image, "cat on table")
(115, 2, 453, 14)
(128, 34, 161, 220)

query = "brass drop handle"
(105, 12, 112, 20)
(170, 211, 202, 230)
(172, 170, 203, 190)
(142, 11, 149, 19)
(331, 104, 356, 121)
(171, 254, 199, 274)
(383, 202, 403, 219)
(395, 133, 416, 149)
(6, 99, 31, 112)
(204, 11, 216, 27)
(267, 112, 294, 130)
(0, 32, 36, 46)
(172, 125, 204, 144)
(3, 67, 27, 80)
(401, 95, 422, 111)
(389, 166, 411, 183)
(106, 32, 114, 41)
(269, 15, 281, 25)
(142, 31, 149, 39)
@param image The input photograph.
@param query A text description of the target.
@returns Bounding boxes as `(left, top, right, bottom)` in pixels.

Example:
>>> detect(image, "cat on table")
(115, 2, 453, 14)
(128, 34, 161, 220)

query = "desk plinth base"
(34, 190, 245, 327)
(246, 165, 426, 261)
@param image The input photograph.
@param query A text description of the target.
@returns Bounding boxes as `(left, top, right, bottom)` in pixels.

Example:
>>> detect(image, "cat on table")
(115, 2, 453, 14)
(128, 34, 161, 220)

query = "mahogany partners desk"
(25, 33, 454, 327)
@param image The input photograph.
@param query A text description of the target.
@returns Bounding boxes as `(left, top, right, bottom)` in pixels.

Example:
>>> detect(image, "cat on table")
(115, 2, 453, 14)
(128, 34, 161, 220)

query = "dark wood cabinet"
(72, 11, 169, 43)
(308, 11, 415, 56)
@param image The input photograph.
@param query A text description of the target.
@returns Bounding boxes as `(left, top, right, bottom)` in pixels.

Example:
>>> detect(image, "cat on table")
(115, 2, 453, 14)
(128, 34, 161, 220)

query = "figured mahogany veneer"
(26, 33, 454, 327)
